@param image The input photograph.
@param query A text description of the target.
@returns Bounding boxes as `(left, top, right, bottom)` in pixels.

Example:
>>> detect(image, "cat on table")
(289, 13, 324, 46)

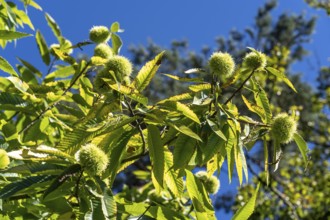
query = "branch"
(137, 205, 151, 220)
(18, 61, 91, 135)
(224, 69, 256, 105)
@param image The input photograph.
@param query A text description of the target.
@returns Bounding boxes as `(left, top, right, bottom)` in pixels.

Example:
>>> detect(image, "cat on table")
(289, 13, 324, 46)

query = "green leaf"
(232, 183, 260, 220)
(163, 73, 203, 83)
(185, 170, 214, 213)
(226, 123, 236, 182)
(0, 56, 18, 76)
(107, 82, 148, 105)
(0, 30, 32, 40)
(160, 101, 200, 124)
(293, 133, 309, 168)
(173, 134, 196, 170)
(241, 95, 265, 121)
(164, 150, 184, 197)
(252, 80, 272, 123)
(111, 33, 122, 55)
(0, 175, 56, 199)
(43, 164, 82, 199)
(202, 129, 227, 164)
(101, 189, 117, 219)
(36, 30, 50, 65)
(132, 51, 165, 92)
(110, 21, 120, 32)
(184, 68, 206, 74)
(17, 58, 42, 77)
(103, 130, 136, 185)
(170, 123, 202, 142)
(266, 67, 297, 93)
(157, 93, 193, 104)
(147, 125, 165, 187)
(207, 119, 227, 141)
(188, 83, 211, 92)
(45, 13, 62, 42)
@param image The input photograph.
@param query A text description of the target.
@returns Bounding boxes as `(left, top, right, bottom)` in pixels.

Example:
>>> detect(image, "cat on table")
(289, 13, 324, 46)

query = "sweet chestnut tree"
(0, 1, 309, 219)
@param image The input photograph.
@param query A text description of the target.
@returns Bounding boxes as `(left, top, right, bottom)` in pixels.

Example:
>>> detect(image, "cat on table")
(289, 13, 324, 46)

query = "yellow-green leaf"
(266, 67, 297, 93)
(36, 30, 50, 65)
(0, 56, 18, 76)
(293, 133, 309, 169)
(132, 51, 165, 92)
(0, 30, 32, 40)
(232, 183, 260, 220)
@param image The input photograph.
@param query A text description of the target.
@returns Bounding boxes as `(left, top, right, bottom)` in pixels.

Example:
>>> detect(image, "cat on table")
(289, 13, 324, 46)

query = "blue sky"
(1, 0, 330, 219)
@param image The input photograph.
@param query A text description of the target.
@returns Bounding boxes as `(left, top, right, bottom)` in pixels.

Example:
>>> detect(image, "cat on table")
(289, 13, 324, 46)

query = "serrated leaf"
(160, 101, 200, 124)
(202, 128, 227, 164)
(101, 189, 117, 219)
(45, 13, 62, 42)
(43, 164, 82, 199)
(232, 183, 260, 220)
(0, 175, 56, 199)
(132, 51, 165, 92)
(164, 150, 184, 197)
(226, 123, 236, 183)
(36, 30, 50, 65)
(157, 93, 193, 104)
(241, 95, 265, 121)
(293, 133, 309, 169)
(207, 119, 227, 141)
(266, 67, 297, 93)
(173, 134, 196, 170)
(251, 80, 272, 123)
(163, 73, 203, 83)
(189, 83, 211, 92)
(148, 125, 164, 187)
(0, 56, 18, 76)
(111, 33, 122, 55)
(170, 123, 202, 142)
(103, 130, 136, 185)
(185, 170, 214, 213)
(0, 30, 32, 40)
(106, 82, 148, 105)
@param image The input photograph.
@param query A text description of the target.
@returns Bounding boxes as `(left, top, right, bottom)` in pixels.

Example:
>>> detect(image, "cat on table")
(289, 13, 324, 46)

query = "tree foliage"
(0, 0, 326, 219)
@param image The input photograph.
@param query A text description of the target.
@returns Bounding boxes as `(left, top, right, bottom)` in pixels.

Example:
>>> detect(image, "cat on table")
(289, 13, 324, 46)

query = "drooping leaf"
(36, 30, 50, 65)
(163, 73, 203, 83)
(0, 175, 56, 199)
(45, 13, 62, 42)
(266, 67, 297, 93)
(232, 183, 260, 220)
(170, 123, 202, 142)
(111, 33, 122, 55)
(252, 80, 272, 123)
(185, 170, 214, 215)
(202, 130, 227, 164)
(17, 57, 42, 77)
(241, 95, 265, 121)
(188, 83, 211, 92)
(147, 124, 165, 187)
(164, 150, 184, 197)
(0, 56, 18, 76)
(160, 101, 200, 124)
(106, 82, 148, 105)
(293, 133, 309, 169)
(173, 134, 196, 170)
(132, 51, 165, 92)
(0, 30, 32, 40)
(273, 140, 282, 172)
(43, 164, 82, 199)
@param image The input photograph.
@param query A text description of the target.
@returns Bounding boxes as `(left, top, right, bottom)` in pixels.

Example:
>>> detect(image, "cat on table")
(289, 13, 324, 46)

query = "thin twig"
(224, 69, 256, 105)
(18, 61, 91, 135)
(137, 205, 151, 220)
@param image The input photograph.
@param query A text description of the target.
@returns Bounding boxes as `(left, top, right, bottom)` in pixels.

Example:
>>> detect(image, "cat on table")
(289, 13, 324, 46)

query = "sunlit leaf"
(266, 67, 297, 93)
(232, 183, 260, 220)
(0, 56, 18, 76)
(132, 51, 165, 92)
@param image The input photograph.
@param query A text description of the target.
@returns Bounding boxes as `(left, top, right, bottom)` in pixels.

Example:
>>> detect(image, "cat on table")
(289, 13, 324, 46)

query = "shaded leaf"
(36, 30, 50, 65)
(0, 30, 31, 40)
(173, 134, 196, 170)
(148, 124, 165, 187)
(293, 133, 309, 169)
